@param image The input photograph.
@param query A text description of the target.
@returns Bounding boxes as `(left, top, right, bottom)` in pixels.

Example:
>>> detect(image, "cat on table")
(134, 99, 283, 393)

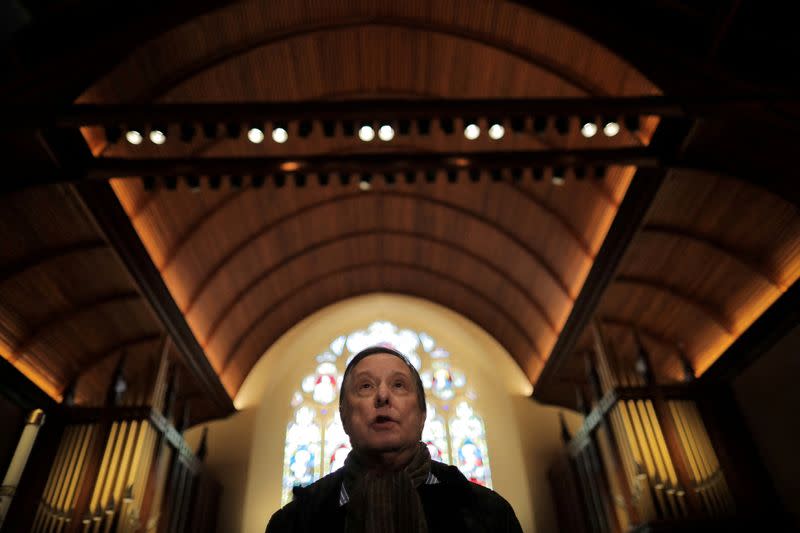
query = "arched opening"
(185, 293, 583, 533)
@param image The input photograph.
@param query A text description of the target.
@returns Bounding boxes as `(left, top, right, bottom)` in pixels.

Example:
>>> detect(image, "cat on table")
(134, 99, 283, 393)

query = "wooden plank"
(533, 118, 693, 404)
(72, 181, 234, 418)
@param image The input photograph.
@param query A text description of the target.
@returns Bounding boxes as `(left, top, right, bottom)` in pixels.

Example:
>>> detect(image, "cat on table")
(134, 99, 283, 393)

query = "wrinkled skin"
(340, 353, 426, 470)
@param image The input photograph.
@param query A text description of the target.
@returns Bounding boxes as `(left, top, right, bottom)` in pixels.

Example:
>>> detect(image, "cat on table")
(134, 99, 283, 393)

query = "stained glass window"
(282, 321, 492, 505)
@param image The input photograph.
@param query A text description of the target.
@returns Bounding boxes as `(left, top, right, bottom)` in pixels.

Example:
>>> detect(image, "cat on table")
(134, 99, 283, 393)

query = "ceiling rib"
(641, 223, 784, 289)
(614, 275, 735, 334)
(600, 317, 685, 351)
(135, 18, 606, 102)
(0, 240, 108, 285)
(12, 291, 142, 358)
(201, 228, 559, 346)
(181, 190, 575, 315)
(72, 179, 234, 416)
(219, 260, 544, 374)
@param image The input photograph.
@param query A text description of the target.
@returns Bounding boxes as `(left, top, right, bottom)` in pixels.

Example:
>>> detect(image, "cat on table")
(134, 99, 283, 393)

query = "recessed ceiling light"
(378, 124, 395, 141)
(272, 127, 288, 144)
(358, 125, 375, 142)
(248, 127, 265, 143)
(488, 123, 505, 140)
(580, 121, 598, 138)
(603, 121, 620, 137)
(126, 130, 143, 145)
(464, 123, 480, 140)
(149, 129, 166, 145)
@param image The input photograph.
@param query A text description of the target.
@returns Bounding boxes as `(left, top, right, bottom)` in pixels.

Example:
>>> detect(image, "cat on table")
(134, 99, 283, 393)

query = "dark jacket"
(266, 461, 523, 533)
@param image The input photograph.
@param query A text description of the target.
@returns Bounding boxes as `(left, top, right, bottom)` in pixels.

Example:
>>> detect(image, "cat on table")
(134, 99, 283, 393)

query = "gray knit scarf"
(342, 443, 432, 533)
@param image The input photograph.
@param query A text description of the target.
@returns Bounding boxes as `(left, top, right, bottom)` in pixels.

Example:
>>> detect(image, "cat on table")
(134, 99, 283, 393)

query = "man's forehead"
(349, 352, 413, 375)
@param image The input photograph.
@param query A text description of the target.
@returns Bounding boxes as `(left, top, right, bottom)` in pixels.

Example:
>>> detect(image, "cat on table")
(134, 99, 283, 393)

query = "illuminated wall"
(186, 293, 583, 533)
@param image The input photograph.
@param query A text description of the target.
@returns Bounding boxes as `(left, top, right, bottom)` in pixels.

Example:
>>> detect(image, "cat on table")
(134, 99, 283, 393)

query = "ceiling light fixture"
(488, 123, 505, 140)
(247, 127, 265, 143)
(464, 122, 480, 140)
(149, 129, 167, 145)
(358, 124, 375, 142)
(272, 126, 289, 144)
(378, 124, 395, 141)
(580, 118, 598, 138)
(126, 129, 143, 145)
(602, 119, 620, 137)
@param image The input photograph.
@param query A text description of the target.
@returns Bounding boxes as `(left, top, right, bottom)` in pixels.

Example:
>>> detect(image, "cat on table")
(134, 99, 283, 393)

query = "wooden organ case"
(2, 339, 219, 533)
(548, 319, 779, 533)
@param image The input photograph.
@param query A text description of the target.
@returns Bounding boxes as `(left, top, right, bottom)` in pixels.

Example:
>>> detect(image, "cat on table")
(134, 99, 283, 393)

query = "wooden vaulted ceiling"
(563, 173, 800, 388)
(2, 0, 800, 417)
(0, 185, 217, 417)
(76, 0, 660, 396)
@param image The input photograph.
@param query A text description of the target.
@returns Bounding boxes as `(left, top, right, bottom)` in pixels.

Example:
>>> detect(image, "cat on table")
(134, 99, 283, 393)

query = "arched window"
(282, 321, 492, 504)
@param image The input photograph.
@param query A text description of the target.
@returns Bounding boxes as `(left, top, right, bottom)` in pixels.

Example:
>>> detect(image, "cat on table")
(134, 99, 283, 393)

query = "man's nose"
(375, 382, 390, 406)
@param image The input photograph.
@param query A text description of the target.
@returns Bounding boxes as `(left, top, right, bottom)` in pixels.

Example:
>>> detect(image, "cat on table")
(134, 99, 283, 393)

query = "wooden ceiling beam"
(73, 181, 235, 416)
(699, 277, 800, 384)
(0, 240, 108, 285)
(641, 223, 784, 289)
(532, 117, 695, 405)
(614, 275, 735, 334)
(28, 127, 233, 416)
(599, 317, 685, 351)
(201, 228, 559, 347)
(220, 260, 544, 374)
(182, 189, 575, 315)
(4, 96, 795, 128)
(12, 290, 142, 358)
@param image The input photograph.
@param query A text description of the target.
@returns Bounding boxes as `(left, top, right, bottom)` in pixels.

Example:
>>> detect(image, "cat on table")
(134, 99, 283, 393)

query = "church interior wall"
(185, 293, 584, 533)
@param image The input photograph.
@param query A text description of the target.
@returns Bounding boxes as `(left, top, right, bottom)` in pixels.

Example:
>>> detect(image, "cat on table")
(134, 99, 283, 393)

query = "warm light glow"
(580, 121, 598, 138)
(272, 127, 288, 144)
(248, 127, 265, 143)
(149, 129, 166, 145)
(378, 125, 395, 142)
(358, 125, 375, 142)
(450, 157, 470, 167)
(464, 123, 480, 140)
(552, 174, 565, 186)
(126, 130, 143, 145)
(603, 121, 620, 137)
(488, 123, 505, 140)
(359, 179, 372, 191)
(280, 161, 301, 172)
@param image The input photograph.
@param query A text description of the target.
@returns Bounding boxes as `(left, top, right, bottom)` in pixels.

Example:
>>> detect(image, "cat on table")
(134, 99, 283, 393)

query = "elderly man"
(266, 346, 523, 533)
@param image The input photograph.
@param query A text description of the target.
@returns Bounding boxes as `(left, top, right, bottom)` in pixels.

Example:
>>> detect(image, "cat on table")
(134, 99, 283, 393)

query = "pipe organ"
(549, 319, 741, 532)
(2, 339, 219, 533)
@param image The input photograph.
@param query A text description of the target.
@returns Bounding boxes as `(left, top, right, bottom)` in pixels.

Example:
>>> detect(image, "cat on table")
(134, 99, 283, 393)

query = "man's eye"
(393, 381, 406, 388)
(359, 382, 372, 390)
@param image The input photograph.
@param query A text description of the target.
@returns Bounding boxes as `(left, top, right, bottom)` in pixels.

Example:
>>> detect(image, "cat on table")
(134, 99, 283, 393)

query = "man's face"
(341, 353, 426, 455)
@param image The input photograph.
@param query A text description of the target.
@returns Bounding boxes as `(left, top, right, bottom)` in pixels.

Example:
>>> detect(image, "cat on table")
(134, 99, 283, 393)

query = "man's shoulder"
(265, 470, 344, 532)
(427, 462, 522, 531)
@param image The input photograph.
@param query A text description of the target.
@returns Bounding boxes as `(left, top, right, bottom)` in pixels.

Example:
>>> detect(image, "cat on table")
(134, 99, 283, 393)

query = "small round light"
(126, 130, 143, 145)
(359, 179, 372, 191)
(488, 123, 505, 140)
(464, 123, 480, 140)
(358, 125, 375, 142)
(272, 127, 288, 144)
(247, 127, 265, 143)
(603, 121, 620, 137)
(552, 175, 565, 186)
(378, 125, 395, 141)
(580, 121, 598, 138)
(149, 129, 166, 145)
